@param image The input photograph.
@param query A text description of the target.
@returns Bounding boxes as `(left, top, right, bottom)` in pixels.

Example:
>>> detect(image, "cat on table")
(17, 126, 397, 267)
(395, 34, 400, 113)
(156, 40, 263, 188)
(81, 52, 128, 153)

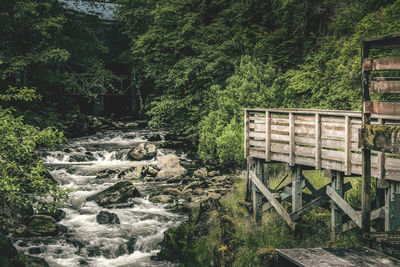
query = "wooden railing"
(244, 108, 400, 181)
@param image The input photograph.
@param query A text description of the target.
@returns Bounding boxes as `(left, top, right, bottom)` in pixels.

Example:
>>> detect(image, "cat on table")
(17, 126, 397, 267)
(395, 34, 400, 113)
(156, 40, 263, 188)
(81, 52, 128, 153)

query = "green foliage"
(0, 87, 67, 210)
(119, 0, 399, 165)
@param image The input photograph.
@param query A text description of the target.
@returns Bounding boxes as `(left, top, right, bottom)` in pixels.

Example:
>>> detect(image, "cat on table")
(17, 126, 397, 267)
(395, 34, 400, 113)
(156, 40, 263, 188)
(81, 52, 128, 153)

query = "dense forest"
(1, 0, 400, 265)
(117, 0, 400, 166)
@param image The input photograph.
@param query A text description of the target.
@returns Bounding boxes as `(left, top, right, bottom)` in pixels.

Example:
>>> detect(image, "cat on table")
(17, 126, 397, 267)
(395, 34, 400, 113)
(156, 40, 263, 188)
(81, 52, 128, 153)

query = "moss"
(13, 253, 49, 267)
(361, 125, 400, 152)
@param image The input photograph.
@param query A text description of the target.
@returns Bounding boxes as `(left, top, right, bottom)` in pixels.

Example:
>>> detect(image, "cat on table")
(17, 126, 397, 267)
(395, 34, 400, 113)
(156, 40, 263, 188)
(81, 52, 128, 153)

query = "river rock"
(96, 169, 118, 179)
(127, 143, 157, 161)
(156, 154, 187, 180)
(148, 134, 162, 141)
(86, 181, 141, 206)
(127, 237, 137, 253)
(150, 195, 174, 203)
(0, 199, 34, 234)
(0, 233, 17, 258)
(162, 188, 181, 196)
(28, 247, 44, 255)
(208, 170, 220, 177)
(13, 253, 49, 267)
(38, 208, 66, 222)
(193, 167, 208, 178)
(96, 211, 120, 224)
(27, 215, 58, 236)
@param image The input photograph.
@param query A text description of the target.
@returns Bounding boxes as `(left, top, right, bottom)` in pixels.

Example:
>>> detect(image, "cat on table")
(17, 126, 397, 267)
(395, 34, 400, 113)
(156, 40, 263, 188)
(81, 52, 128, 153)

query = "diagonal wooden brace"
(249, 170, 296, 230)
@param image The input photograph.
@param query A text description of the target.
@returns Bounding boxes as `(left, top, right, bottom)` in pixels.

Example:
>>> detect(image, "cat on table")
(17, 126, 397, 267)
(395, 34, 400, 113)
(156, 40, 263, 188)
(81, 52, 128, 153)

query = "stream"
(12, 127, 188, 266)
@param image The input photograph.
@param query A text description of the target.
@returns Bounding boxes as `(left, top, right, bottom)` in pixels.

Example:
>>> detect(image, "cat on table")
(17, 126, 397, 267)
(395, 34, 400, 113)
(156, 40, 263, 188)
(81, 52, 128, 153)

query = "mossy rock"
(13, 253, 49, 267)
(0, 233, 17, 258)
(27, 215, 58, 236)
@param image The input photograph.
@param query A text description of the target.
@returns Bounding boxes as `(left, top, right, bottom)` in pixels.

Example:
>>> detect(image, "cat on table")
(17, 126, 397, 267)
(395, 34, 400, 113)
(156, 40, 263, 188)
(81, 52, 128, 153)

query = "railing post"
(344, 116, 351, 175)
(331, 171, 344, 240)
(315, 113, 321, 170)
(244, 110, 250, 158)
(289, 113, 295, 166)
(265, 111, 271, 162)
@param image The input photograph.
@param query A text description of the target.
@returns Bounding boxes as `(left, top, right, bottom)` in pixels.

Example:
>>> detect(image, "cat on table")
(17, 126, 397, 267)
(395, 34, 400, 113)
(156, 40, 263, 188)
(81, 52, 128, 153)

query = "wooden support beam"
(331, 171, 344, 240)
(265, 111, 271, 162)
(291, 194, 330, 221)
(363, 58, 400, 71)
(289, 113, 295, 166)
(249, 170, 296, 230)
(291, 166, 302, 213)
(327, 185, 362, 228)
(252, 159, 263, 223)
(315, 113, 321, 169)
(385, 181, 400, 232)
(343, 206, 385, 232)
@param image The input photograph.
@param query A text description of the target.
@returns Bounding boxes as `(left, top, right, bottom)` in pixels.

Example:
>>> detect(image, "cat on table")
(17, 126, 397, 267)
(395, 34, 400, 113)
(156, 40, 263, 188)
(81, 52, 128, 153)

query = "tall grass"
(217, 167, 364, 266)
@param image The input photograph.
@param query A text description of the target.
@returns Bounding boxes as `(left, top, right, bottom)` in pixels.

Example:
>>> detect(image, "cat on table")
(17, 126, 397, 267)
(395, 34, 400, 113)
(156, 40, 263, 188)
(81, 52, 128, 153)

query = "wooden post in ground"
(361, 41, 371, 233)
(253, 159, 264, 223)
(331, 171, 344, 240)
(291, 166, 302, 213)
(385, 181, 400, 231)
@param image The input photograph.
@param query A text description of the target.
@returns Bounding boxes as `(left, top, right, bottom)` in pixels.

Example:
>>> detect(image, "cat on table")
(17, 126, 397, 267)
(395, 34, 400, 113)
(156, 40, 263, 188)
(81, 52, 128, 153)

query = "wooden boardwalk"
(244, 108, 400, 180)
(276, 247, 400, 267)
(244, 34, 400, 238)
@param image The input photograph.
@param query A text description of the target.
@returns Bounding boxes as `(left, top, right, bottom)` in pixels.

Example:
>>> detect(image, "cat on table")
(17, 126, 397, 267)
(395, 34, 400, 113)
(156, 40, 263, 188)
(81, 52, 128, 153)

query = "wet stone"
(96, 211, 120, 225)
(28, 247, 44, 255)
(85, 181, 141, 207)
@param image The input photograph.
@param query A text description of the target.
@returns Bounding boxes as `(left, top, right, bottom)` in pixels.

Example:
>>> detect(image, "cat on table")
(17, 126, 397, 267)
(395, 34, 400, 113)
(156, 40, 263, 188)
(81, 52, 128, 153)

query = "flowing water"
(12, 128, 188, 266)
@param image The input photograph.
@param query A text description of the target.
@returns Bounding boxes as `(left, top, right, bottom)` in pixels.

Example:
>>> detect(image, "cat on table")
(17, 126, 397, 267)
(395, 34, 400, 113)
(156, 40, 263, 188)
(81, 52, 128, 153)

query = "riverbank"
(156, 170, 366, 266)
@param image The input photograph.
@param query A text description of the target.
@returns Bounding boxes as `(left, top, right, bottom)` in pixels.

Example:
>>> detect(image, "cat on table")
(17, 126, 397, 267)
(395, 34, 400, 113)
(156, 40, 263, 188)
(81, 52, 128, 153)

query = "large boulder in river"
(127, 143, 157, 161)
(27, 215, 58, 236)
(156, 154, 187, 180)
(86, 181, 141, 206)
(96, 211, 120, 224)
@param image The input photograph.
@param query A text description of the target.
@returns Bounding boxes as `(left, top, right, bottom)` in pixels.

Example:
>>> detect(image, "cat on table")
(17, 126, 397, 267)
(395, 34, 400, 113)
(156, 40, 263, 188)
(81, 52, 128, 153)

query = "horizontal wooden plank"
(249, 139, 265, 147)
(271, 134, 289, 142)
(270, 152, 289, 163)
(363, 58, 400, 71)
(364, 101, 400, 115)
(249, 123, 265, 131)
(371, 80, 400, 93)
(249, 132, 266, 138)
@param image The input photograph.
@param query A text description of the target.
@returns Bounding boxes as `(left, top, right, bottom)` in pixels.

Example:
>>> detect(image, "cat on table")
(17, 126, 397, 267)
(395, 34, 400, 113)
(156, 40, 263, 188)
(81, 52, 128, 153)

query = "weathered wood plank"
(343, 206, 385, 232)
(345, 116, 352, 175)
(364, 101, 400, 115)
(266, 111, 271, 161)
(371, 80, 400, 93)
(363, 58, 400, 71)
(315, 114, 322, 169)
(331, 171, 344, 240)
(290, 113, 295, 166)
(244, 110, 250, 157)
(249, 170, 296, 230)
(327, 185, 362, 228)
(249, 131, 266, 138)
(292, 166, 302, 213)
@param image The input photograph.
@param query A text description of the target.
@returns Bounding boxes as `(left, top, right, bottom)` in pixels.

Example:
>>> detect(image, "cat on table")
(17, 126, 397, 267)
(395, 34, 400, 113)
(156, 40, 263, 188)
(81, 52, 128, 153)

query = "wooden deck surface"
(276, 247, 400, 267)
